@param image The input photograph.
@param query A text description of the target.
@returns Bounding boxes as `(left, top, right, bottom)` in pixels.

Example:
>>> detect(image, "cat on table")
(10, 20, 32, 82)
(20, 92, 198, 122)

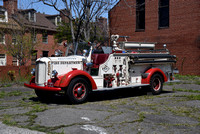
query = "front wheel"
(66, 78, 90, 104)
(150, 74, 163, 95)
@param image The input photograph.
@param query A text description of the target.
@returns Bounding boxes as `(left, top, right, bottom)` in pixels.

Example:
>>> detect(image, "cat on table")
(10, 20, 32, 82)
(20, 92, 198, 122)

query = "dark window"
(136, 0, 145, 31)
(0, 11, 4, 15)
(29, 12, 35, 22)
(159, 0, 169, 28)
(42, 51, 48, 57)
(0, 34, 5, 44)
(0, 11, 5, 19)
(42, 33, 48, 43)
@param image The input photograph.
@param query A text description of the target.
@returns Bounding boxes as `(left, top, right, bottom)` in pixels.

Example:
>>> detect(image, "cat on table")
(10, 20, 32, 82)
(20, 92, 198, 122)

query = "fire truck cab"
(24, 35, 178, 104)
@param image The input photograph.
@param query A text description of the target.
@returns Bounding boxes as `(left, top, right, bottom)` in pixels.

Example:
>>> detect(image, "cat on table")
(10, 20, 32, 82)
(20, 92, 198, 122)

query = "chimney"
(3, 0, 18, 16)
(60, 9, 70, 23)
(98, 17, 107, 26)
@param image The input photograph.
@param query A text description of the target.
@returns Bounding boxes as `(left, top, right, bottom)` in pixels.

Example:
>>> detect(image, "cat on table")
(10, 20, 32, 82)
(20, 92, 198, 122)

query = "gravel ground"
(0, 81, 200, 134)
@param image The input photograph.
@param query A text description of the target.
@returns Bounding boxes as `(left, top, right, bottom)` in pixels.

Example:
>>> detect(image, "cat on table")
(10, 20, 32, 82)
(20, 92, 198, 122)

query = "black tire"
(66, 77, 90, 104)
(35, 90, 55, 101)
(150, 74, 163, 95)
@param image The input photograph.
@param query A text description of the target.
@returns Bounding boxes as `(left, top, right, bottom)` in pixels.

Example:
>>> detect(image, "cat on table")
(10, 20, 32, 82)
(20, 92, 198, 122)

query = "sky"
(0, 0, 59, 15)
(0, 0, 112, 18)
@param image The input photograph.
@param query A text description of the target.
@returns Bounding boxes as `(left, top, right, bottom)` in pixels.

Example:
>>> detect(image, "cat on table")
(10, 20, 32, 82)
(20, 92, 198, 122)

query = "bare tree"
(32, 0, 117, 54)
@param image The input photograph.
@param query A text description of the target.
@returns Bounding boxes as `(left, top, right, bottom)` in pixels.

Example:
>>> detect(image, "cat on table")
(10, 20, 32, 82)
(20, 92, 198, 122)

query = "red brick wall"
(109, 0, 200, 75)
(35, 31, 66, 59)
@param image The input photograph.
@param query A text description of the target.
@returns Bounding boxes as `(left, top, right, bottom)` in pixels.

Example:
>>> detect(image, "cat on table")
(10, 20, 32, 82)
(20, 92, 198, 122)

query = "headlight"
(31, 68, 35, 76)
(52, 70, 58, 78)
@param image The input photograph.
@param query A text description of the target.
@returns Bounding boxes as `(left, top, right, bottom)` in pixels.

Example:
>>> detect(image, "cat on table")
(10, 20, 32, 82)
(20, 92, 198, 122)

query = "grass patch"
(0, 91, 6, 98)
(0, 90, 23, 99)
(14, 104, 49, 132)
(119, 99, 128, 105)
(2, 114, 17, 126)
(173, 94, 200, 101)
(0, 74, 32, 87)
(173, 88, 200, 93)
(8, 91, 23, 97)
(110, 104, 117, 109)
(168, 107, 193, 116)
(0, 76, 12, 87)
(121, 111, 148, 124)
(18, 98, 41, 107)
(31, 104, 47, 113)
(175, 74, 200, 84)
(175, 74, 200, 80)
(186, 94, 200, 100)
(0, 84, 13, 88)
(138, 112, 146, 122)
(15, 75, 32, 85)
(195, 81, 200, 85)
(136, 95, 155, 100)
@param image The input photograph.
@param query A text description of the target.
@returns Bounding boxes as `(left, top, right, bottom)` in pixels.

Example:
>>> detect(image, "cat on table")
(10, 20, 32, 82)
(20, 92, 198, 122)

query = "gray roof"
(13, 9, 58, 31)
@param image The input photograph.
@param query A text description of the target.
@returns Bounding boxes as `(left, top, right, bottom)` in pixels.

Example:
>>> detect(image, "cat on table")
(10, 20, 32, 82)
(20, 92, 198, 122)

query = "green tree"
(54, 22, 72, 44)
(2, 27, 38, 75)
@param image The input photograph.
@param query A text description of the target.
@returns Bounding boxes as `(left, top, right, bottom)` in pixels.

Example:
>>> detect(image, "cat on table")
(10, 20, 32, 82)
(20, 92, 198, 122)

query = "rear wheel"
(66, 77, 90, 104)
(150, 74, 163, 95)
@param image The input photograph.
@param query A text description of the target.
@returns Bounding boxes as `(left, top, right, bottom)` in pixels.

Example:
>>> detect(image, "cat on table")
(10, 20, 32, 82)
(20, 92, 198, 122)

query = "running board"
(93, 84, 149, 91)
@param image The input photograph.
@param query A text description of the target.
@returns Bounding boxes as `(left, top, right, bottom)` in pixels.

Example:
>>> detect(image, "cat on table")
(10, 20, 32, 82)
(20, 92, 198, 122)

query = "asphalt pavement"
(0, 82, 199, 134)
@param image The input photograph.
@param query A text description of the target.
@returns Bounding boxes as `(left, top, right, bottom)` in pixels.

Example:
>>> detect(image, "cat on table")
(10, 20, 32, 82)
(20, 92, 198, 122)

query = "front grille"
(35, 62, 46, 86)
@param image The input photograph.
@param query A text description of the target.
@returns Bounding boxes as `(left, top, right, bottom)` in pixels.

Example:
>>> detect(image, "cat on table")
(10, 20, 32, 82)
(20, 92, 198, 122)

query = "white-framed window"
(55, 16, 62, 26)
(0, 54, 6, 66)
(42, 33, 48, 43)
(0, 33, 5, 44)
(12, 36, 17, 44)
(28, 12, 36, 22)
(0, 9, 8, 23)
(12, 56, 19, 66)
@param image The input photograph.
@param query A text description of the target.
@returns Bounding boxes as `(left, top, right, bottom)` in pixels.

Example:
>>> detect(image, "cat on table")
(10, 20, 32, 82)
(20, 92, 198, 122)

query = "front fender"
(141, 68, 167, 84)
(54, 70, 97, 90)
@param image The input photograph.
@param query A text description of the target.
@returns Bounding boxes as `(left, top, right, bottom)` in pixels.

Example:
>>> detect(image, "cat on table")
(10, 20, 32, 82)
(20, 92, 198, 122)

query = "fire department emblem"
(102, 65, 110, 72)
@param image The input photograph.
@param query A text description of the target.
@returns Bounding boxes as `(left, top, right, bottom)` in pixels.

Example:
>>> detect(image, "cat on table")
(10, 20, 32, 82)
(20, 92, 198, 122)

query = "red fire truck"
(24, 35, 178, 104)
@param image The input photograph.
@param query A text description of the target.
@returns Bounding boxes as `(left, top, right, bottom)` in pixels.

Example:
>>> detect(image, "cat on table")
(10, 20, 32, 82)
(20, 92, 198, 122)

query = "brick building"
(109, 0, 200, 75)
(0, 0, 66, 77)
